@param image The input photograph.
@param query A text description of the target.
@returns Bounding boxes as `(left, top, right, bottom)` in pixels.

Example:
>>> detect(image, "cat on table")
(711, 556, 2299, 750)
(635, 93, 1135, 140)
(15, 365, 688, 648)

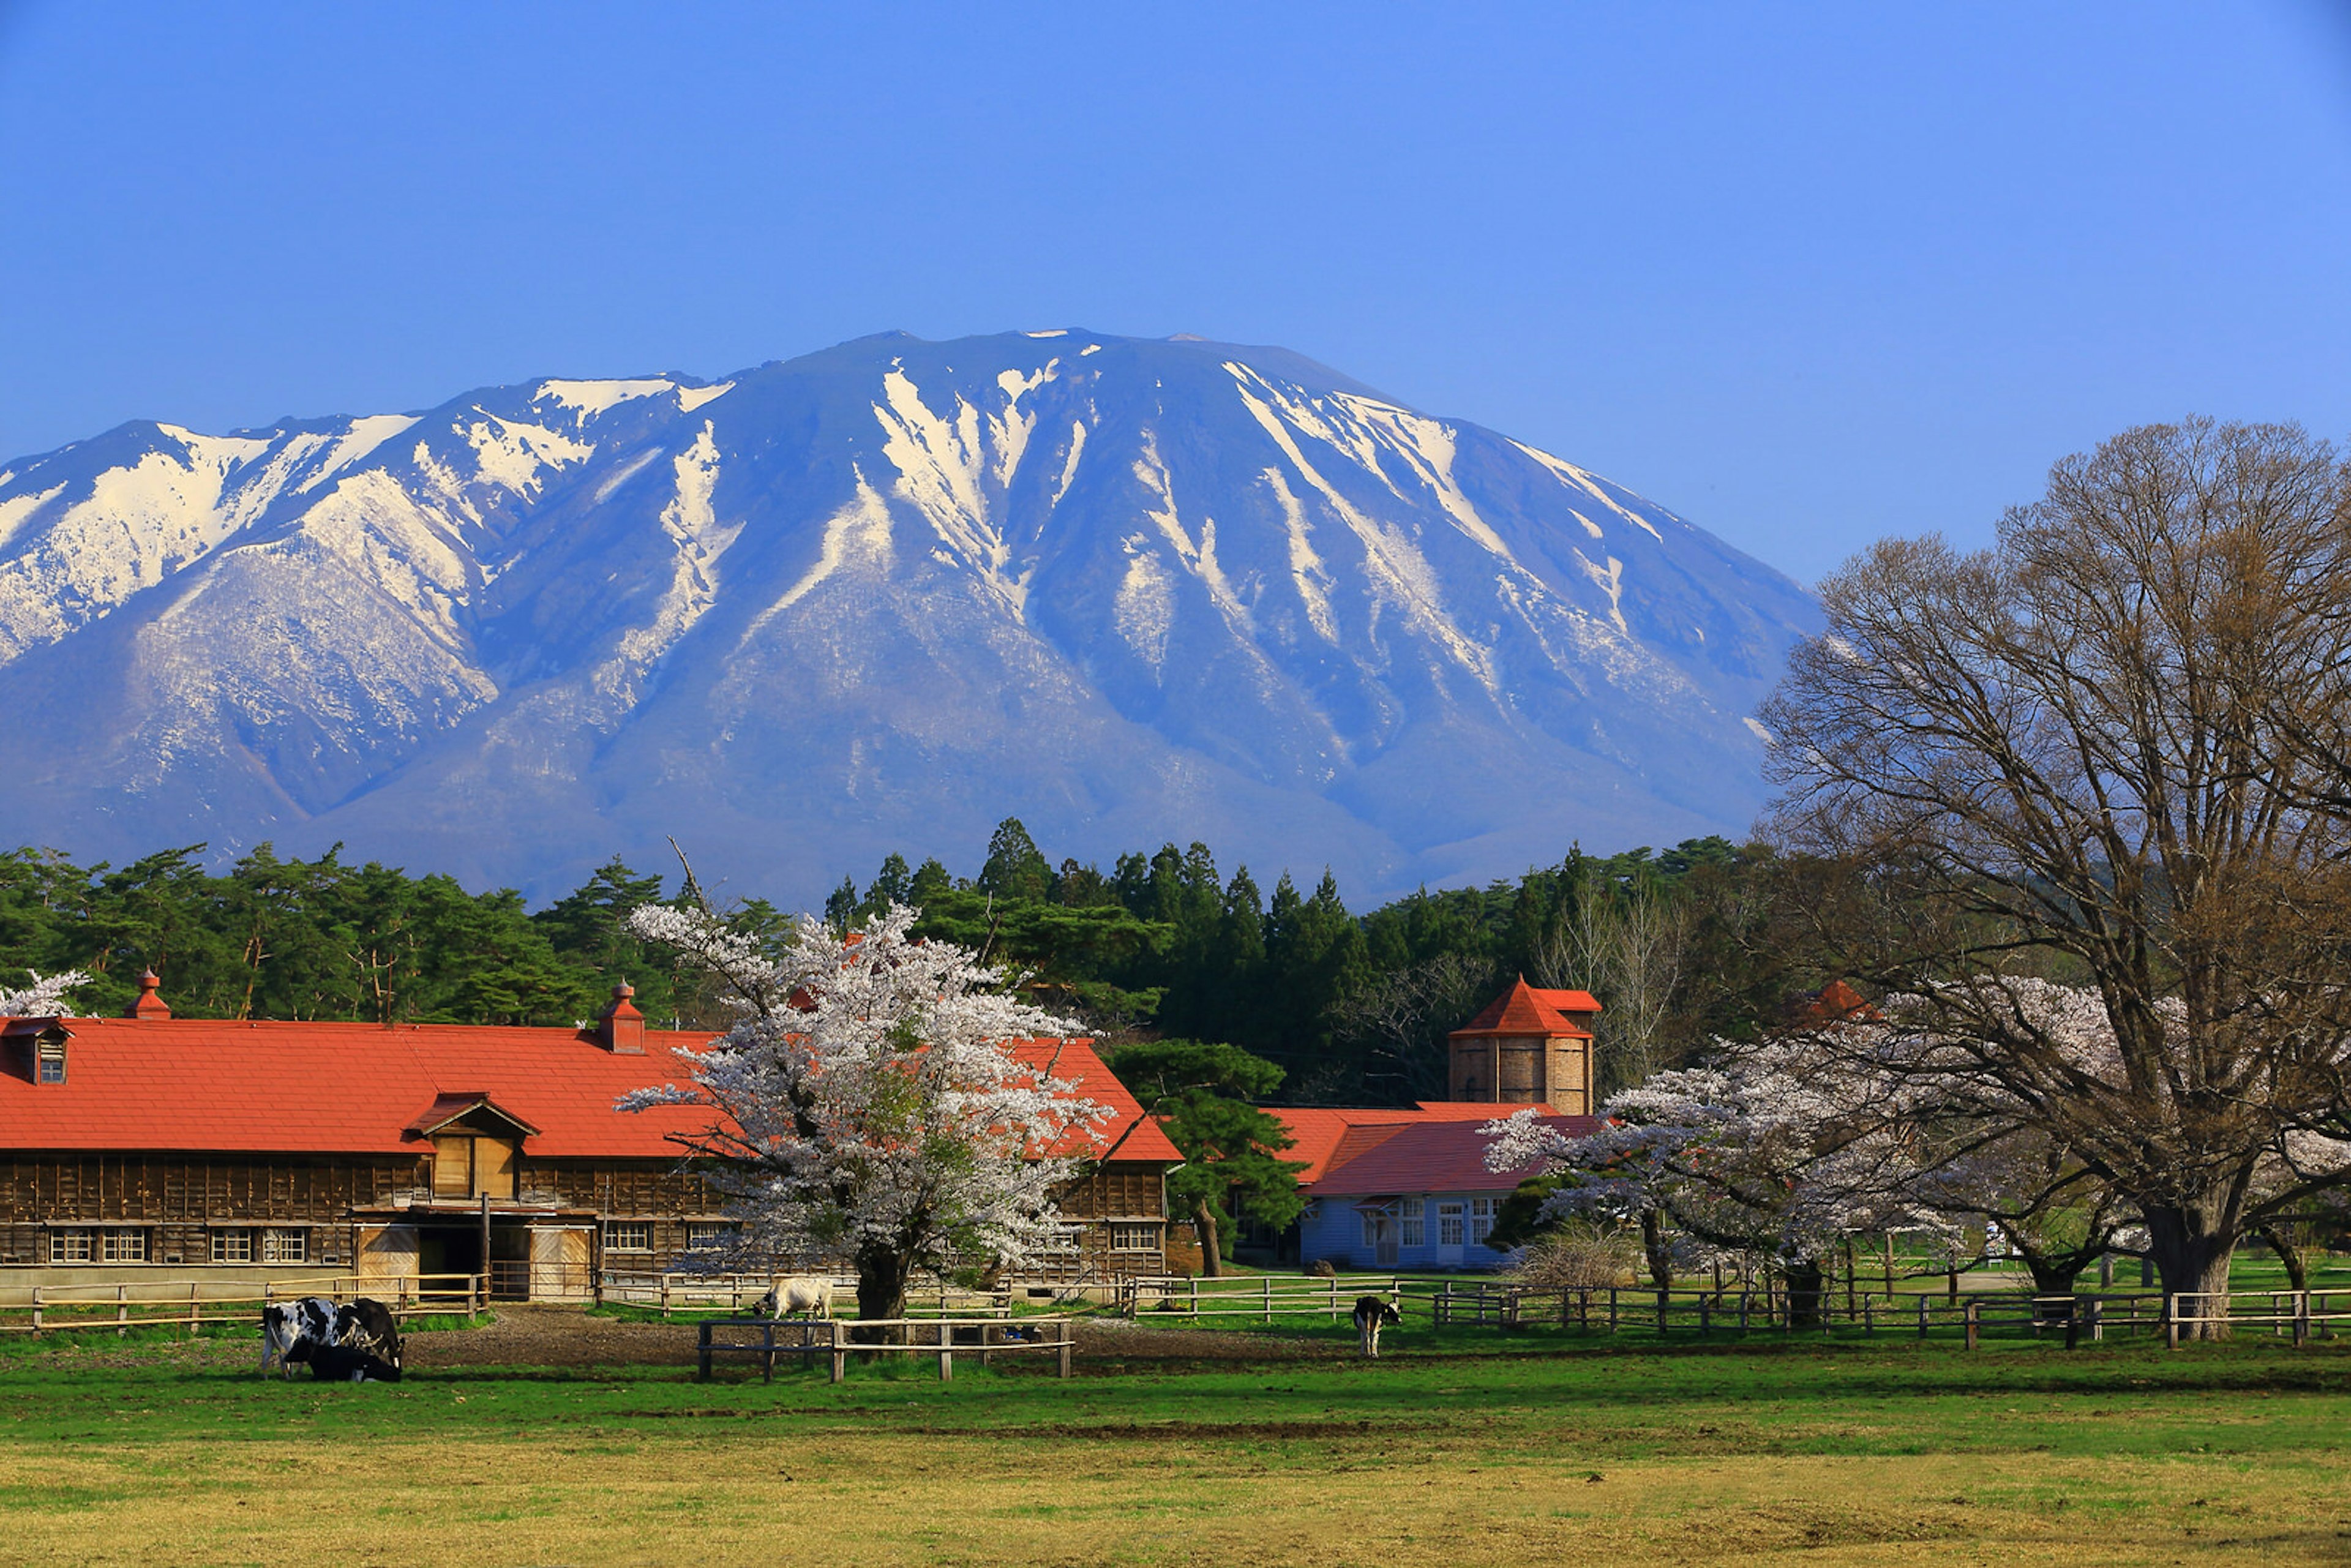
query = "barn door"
(529, 1226, 593, 1303)
(357, 1225, 419, 1284)
(473, 1137, 517, 1198)
(432, 1136, 471, 1197)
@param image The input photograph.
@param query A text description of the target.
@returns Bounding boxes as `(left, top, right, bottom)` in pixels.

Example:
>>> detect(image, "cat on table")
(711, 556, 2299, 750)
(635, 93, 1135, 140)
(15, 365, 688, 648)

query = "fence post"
(1863, 1299, 1873, 1337)
(1057, 1319, 1073, 1379)
(189, 1281, 201, 1337)
(1918, 1294, 1930, 1340)
(2293, 1291, 2310, 1348)
(939, 1320, 953, 1382)
(1963, 1299, 1979, 1351)
(1738, 1289, 1749, 1334)
(830, 1318, 846, 1385)
(1699, 1292, 1710, 1336)
(29, 1286, 40, 1334)
(1190, 1276, 1199, 1318)
(2164, 1294, 2180, 1350)
(118, 1283, 129, 1334)
(1264, 1275, 1272, 1324)
(660, 1277, 672, 1321)
(1608, 1288, 1618, 1333)
(1657, 1289, 1669, 1337)
(697, 1321, 713, 1382)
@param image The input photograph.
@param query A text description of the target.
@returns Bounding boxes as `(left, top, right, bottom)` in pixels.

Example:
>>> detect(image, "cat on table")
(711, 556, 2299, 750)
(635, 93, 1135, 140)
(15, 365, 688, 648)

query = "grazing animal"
(259, 1296, 343, 1378)
(290, 1340, 402, 1382)
(754, 1276, 837, 1320)
(1353, 1295, 1401, 1358)
(258, 1296, 402, 1378)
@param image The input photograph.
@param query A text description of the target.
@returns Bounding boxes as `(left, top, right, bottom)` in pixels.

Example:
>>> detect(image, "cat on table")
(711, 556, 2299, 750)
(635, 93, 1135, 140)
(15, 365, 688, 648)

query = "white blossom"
(620, 902, 1108, 1311)
(1, 971, 85, 1016)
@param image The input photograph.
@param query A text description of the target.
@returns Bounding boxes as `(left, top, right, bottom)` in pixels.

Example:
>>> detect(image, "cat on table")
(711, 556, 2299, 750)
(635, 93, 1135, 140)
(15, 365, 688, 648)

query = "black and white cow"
(288, 1340, 402, 1382)
(259, 1296, 402, 1378)
(1353, 1295, 1401, 1358)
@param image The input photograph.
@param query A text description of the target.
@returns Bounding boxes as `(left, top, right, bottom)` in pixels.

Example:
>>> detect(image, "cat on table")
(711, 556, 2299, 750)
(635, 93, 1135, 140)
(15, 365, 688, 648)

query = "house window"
(261, 1229, 306, 1264)
(50, 1229, 94, 1263)
(102, 1229, 148, 1263)
(1470, 1198, 1497, 1245)
(212, 1229, 255, 1264)
(1437, 1202, 1466, 1248)
(1400, 1198, 1425, 1248)
(1360, 1212, 1380, 1248)
(1108, 1222, 1161, 1253)
(603, 1221, 651, 1253)
(685, 1221, 733, 1252)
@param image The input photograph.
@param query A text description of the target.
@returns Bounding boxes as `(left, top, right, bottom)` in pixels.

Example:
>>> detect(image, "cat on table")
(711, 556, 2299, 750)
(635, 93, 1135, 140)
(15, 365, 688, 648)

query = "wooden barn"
(0, 975, 1179, 1299)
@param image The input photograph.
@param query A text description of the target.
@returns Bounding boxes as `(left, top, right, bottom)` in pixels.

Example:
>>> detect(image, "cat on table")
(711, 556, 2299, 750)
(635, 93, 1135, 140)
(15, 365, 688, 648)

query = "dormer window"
(34, 1035, 64, 1084)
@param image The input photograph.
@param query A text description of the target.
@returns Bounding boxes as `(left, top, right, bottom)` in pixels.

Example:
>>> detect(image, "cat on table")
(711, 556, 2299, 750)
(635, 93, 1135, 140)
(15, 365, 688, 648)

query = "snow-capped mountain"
(0, 331, 1818, 903)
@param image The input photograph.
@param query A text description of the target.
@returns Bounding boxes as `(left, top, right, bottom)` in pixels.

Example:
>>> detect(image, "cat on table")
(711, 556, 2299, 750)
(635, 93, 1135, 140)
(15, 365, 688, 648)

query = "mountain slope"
(0, 331, 1818, 902)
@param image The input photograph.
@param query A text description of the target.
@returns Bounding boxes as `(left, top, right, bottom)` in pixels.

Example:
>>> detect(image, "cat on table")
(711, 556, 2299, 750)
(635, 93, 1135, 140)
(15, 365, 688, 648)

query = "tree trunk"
(853, 1244, 913, 1340)
(2021, 1253, 2083, 1326)
(2143, 1206, 2237, 1341)
(1783, 1258, 1827, 1327)
(1640, 1209, 1673, 1292)
(2257, 1223, 2309, 1292)
(1192, 1197, 1223, 1280)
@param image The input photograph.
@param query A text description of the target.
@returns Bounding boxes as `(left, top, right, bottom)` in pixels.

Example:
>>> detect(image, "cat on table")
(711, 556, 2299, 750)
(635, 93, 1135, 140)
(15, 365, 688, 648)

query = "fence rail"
(0, 1273, 488, 1334)
(1119, 1275, 1401, 1321)
(1414, 1280, 2351, 1348)
(696, 1315, 1074, 1382)
(597, 1272, 1027, 1319)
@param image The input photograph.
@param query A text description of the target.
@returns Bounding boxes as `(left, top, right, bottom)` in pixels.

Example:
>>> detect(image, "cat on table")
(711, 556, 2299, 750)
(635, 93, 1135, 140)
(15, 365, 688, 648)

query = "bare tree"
(1327, 951, 1497, 1101)
(1762, 417, 2351, 1335)
(1535, 879, 1688, 1095)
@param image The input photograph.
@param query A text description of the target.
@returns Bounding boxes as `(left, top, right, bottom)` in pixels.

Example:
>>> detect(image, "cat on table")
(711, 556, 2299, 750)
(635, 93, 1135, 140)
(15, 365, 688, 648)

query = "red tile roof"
(1451, 977, 1600, 1038)
(1268, 1101, 1559, 1184)
(0, 1016, 1176, 1166)
(1307, 1114, 1599, 1198)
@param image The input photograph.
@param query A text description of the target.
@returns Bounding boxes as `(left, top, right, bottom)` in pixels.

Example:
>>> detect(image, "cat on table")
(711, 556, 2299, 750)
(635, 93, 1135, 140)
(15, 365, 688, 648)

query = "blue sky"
(2, 2, 2346, 582)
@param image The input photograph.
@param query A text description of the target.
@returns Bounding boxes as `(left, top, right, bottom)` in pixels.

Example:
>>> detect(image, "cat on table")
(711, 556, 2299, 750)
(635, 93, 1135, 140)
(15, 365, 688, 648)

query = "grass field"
(7, 1325, 2351, 1566)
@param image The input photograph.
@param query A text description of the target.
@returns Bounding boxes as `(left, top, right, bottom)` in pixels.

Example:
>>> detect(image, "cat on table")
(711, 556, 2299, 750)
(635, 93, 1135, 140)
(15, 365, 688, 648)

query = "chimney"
(127, 970, 171, 1021)
(597, 981, 645, 1053)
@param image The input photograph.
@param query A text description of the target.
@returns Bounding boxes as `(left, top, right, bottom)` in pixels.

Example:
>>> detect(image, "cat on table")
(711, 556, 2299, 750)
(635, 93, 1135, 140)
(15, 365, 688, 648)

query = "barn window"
(211, 1229, 255, 1264)
(49, 1229, 94, 1263)
(1108, 1222, 1161, 1253)
(1399, 1198, 1425, 1248)
(102, 1229, 148, 1263)
(603, 1221, 650, 1253)
(261, 1229, 307, 1264)
(1469, 1198, 1497, 1245)
(35, 1036, 66, 1083)
(685, 1221, 733, 1251)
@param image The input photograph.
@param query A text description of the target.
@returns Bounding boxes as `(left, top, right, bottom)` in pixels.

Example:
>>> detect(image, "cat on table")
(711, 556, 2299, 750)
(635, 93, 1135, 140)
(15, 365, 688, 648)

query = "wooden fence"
(0, 1273, 488, 1334)
(598, 1272, 1022, 1319)
(696, 1315, 1074, 1382)
(1119, 1274, 1402, 1321)
(1415, 1280, 2351, 1348)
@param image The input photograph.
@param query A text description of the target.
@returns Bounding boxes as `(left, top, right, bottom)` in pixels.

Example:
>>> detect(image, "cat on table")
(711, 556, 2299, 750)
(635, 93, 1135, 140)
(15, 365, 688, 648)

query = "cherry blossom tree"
(1, 971, 86, 1016)
(1487, 1039, 1930, 1322)
(621, 902, 1108, 1321)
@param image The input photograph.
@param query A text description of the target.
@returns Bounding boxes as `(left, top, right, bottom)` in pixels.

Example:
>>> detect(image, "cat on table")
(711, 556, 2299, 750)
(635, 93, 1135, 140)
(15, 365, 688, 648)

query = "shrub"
(1509, 1231, 1638, 1291)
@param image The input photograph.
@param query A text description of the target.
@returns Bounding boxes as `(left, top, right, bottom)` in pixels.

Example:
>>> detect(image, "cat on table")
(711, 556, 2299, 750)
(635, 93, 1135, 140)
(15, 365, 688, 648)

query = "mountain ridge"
(0, 329, 1818, 904)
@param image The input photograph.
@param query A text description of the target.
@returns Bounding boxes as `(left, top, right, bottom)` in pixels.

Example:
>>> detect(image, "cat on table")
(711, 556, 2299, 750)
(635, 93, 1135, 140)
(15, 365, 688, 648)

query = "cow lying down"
(286, 1340, 402, 1382)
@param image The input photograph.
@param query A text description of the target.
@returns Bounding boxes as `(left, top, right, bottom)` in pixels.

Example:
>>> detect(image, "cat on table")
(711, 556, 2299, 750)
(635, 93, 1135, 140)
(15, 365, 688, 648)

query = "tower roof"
(1450, 976, 1600, 1039)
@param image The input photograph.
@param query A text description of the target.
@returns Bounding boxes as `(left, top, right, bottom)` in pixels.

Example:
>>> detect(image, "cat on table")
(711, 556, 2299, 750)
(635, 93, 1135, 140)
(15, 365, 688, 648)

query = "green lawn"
(6, 1330, 2350, 1564)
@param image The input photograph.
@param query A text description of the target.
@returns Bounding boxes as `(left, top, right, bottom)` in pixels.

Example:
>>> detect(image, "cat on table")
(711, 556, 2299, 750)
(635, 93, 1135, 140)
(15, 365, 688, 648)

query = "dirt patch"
(396, 1307, 1350, 1370)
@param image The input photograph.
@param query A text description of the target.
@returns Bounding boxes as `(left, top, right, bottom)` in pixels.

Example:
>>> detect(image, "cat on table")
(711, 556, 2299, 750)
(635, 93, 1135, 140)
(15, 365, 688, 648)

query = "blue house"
(1295, 1113, 1594, 1271)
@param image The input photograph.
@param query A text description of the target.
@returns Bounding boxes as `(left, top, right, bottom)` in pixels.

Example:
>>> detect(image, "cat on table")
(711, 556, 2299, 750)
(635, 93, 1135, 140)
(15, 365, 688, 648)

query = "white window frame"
(1470, 1197, 1496, 1245)
(1400, 1198, 1425, 1248)
(212, 1228, 255, 1264)
(603, 1220, 651, 1253)
(261, 1228, 306, 1264)
(50, 1229, 94, 1263)
(1437, 1201, 1466, 1248)
(1108, 1221, 1161, 1253)
(685, 1221, 733, 1252)
(102, 1229, 147, 1263)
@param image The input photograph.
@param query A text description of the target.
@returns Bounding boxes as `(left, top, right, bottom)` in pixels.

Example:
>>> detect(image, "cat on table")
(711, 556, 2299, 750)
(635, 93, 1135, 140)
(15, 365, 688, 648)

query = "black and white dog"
(1353, 1295, 1402, 1358)
(260, 1296, 402, 1378)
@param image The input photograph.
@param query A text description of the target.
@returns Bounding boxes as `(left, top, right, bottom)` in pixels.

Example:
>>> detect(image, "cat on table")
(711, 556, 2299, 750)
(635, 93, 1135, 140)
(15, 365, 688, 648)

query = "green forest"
(0, 823, 1828, 1106)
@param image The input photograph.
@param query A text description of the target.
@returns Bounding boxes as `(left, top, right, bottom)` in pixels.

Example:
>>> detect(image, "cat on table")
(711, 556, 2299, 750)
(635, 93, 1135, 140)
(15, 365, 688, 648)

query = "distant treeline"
(0, 825, 1830, 1105)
